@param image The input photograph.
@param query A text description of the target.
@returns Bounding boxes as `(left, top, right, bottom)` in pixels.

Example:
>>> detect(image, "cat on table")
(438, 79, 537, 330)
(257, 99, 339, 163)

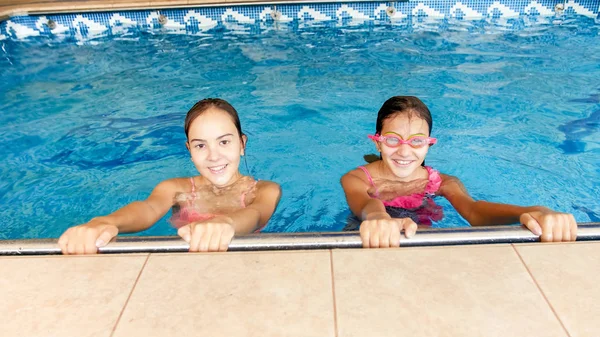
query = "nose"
(395, 144, 412, 156)
(206, 145, 220, 161)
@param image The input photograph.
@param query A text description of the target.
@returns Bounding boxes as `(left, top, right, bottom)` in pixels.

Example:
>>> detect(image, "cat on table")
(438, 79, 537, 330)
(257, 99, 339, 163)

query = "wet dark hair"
(184, 98, 244, 141)
(365, 96, 433, 164)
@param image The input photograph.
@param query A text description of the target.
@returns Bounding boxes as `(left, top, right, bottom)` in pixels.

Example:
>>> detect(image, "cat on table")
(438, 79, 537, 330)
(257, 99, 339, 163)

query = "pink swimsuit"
(169, 177, 258, 230)
(358, 165, 444, 226)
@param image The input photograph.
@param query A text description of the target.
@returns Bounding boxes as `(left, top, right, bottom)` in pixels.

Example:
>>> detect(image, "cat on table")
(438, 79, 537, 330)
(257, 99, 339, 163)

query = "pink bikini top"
(358, 165, 442, 209)
(169, 177, 250, 229)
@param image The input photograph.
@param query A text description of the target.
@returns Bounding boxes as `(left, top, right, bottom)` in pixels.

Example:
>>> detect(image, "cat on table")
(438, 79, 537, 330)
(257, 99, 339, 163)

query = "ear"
(241, 134, 248, 156)
(370, 138, 380, 152)
(372, 140, 381, 153)
(185, 141, 190, 152)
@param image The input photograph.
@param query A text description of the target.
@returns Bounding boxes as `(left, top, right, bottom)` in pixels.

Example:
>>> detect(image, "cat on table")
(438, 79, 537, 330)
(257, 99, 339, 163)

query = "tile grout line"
(511, 244, 572, 337)
(329, 250, 339, 337)
(110, 253, 151, 337)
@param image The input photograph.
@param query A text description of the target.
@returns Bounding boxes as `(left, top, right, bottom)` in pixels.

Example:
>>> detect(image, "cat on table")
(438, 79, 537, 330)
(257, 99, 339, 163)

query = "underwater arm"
(177, 180, 282, 252)
(341, 171, 389, 221)
(226, 180, 282, 233)
(341, 170, 417, 248)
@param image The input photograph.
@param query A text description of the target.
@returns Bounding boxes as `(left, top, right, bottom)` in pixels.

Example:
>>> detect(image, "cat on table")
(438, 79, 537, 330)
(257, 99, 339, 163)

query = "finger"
(177, 225, 192, 243)
(84, 229, 99, 254)
(96, 227, 118, 248)
(540, 220, 553, 242)
(521, 213, 543, 237)
(72, 227, 86, 254)
(403, 220, 418, 238)
(552, 217, 562, 242)
(389, 223, 401, 248)
(369, 223, 380, 248)
(199, 225, 213, 252)
(189, 225, 204, 252)
(208, 226, 221, 252)
(67, 240, 77, 255)
(541, 228, 552, 242)
(75, 242, 86, 255)
(379, 222, 391, 248)
(360, 223, 370, 248)
(561, 216, 571, 242)
(58, 231, 69, 255)
(570, 214, 578, 241)
(218, 227, 234, 252)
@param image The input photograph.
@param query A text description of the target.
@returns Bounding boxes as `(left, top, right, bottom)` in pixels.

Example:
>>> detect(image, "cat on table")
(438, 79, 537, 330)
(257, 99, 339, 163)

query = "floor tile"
(113, 251, 335, 337)
(516, 242, 600, 337)
(332, 245, 567, 337)
(0, 255, 148, 337)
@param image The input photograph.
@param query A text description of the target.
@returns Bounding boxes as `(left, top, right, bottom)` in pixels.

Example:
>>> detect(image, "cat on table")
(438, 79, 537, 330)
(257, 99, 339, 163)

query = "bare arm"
(438, 174, 548, 226)
(439, 174, 577, 242)
(59, 178, 181, 254)
(90, 179, 179, 232)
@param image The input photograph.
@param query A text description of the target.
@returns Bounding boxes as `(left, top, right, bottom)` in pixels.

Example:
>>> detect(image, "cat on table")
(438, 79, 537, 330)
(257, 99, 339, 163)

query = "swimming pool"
(1, 1, 599, 240)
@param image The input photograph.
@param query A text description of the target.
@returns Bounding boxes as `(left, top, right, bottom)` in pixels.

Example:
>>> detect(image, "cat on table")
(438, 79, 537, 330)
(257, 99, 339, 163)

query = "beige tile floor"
(1, 1, 598, 335)
(2, 242, 599, 337)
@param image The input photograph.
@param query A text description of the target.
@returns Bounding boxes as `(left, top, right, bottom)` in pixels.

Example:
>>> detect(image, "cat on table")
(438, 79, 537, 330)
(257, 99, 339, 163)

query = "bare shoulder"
(438, 173, 468, 197)
(152, 177, 192, 195)
(256, 180, 282, 196)
(344, 168, 362, 179)
(341, 163, 374, 186)
(440, 173, 461, 185)
(254, 180, 282, 207)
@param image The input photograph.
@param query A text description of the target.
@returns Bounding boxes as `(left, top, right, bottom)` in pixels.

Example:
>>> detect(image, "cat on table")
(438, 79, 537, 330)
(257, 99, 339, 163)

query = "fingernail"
(534, 229, 542, 236)
(184, 234, 191, 243)
(95, 239, 105, 247)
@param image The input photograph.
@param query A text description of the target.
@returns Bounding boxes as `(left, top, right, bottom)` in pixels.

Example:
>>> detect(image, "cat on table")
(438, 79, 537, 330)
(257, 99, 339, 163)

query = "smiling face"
(376, 113, 431, 181)
(186, 107, 246, 187)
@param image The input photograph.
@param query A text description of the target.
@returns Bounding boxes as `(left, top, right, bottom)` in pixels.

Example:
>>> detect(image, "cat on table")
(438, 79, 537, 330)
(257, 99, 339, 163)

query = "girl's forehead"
(188, 109, 237, 135)
(382, 114, 429, 134)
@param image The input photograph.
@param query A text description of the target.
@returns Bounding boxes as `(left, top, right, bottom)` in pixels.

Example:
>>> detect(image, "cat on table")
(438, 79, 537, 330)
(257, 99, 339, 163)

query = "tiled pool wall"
(1, 0, 599, 41)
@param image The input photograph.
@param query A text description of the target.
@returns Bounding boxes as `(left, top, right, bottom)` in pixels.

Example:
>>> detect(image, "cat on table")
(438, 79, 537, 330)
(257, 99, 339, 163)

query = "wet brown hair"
(184, 98, 244, 141)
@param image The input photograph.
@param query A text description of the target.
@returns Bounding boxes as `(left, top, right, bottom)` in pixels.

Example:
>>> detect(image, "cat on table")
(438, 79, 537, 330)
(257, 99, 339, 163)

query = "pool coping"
(2, 0, 375, 22)
(2, 223, 599, 255)
(2, 0, 600, 23)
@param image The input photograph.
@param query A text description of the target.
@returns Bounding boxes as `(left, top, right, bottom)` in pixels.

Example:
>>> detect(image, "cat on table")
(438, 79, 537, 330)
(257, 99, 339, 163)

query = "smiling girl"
(59, 98, 281, 254)
(341, 96, 577, 248)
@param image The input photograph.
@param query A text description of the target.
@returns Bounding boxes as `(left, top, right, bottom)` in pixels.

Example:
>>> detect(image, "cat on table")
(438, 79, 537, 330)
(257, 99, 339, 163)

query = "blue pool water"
(1, 15, 599, 239)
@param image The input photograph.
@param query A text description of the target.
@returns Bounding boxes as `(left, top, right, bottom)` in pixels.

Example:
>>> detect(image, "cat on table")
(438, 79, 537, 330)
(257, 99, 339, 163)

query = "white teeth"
(395, 160, 412, 165)
(209, 164, 227, 172)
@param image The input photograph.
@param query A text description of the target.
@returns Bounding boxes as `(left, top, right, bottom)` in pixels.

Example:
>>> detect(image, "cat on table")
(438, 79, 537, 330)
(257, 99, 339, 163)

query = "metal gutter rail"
(1, 223, 599, 255)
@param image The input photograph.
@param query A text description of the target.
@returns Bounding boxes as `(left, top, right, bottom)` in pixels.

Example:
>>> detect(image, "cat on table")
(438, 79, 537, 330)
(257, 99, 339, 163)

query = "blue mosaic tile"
(0, 0, 598, 41)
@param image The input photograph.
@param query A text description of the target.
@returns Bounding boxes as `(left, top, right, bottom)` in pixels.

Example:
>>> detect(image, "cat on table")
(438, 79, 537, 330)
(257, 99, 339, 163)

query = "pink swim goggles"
(368, 133, 437, 149)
